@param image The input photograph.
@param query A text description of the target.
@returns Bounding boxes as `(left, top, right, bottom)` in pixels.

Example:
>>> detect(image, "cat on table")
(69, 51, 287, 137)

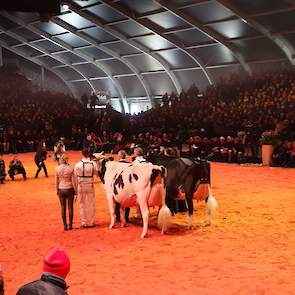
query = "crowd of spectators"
(125, 70, 295, 166)
(0, 65, 294, 167)
(0, 66, 123, 153)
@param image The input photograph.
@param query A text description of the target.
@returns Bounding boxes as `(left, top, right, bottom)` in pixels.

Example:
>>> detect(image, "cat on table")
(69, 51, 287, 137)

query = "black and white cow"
(95, 154, 172, 238)
(146, 154, 218, 229)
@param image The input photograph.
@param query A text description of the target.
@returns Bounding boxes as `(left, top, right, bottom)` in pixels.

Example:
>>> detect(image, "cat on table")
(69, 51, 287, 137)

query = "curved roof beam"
(0, 23, 96, 96)
(249, 6, 295, 18)
(68, 1, 182, 95)
(218, 0, 295, 66)
(0, 11, 127, 113)
(0, 42, 77, 98)
(50, 15, 153, 105)
(100, 0, 215, 85)
(154, 0, 252, 75)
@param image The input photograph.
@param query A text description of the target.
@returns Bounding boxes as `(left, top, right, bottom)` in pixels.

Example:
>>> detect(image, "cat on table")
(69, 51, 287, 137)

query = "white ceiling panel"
(124, 54, 164, 72)
(144, 72, 177, 95)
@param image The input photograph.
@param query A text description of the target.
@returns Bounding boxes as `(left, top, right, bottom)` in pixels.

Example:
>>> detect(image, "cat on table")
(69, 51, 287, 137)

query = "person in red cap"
(0, 265, 4, 295)
(16, 248, 70, 295)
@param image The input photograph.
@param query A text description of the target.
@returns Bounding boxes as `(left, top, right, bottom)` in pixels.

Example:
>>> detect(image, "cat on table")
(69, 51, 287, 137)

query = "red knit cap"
(43, 248, 70, 279)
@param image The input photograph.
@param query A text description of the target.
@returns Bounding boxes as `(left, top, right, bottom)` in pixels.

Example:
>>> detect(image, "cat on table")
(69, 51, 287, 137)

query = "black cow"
(146, 154, 218, 228)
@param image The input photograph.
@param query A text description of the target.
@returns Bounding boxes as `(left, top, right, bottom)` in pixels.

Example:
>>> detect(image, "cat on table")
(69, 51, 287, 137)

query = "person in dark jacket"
(272, 140, 289, 167)
(83, 134, 97, 158)
(0, 265, 4, 295)
(0, 155, 6, 184)
(8, 155, 26, 180)
(16, 248, 70, 295)
(35, 142, 48, 178)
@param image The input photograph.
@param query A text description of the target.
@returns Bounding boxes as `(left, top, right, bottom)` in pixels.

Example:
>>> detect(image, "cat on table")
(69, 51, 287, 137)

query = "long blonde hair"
(60, 153, 69, 165)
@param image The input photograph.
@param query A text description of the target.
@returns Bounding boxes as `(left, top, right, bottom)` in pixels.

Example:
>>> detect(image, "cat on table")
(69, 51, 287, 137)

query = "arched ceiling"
(0, 0, 294, 112)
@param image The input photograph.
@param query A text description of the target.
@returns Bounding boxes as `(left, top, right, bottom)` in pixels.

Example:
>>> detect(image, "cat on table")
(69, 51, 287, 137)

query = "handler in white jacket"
(133, 147, 147, 163)
(74, 148, 98, 228)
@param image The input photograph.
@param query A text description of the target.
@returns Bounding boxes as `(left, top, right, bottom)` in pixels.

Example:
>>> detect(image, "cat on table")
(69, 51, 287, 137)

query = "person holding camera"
(8, 154, 26, 180)
(54, 139, 66, 163)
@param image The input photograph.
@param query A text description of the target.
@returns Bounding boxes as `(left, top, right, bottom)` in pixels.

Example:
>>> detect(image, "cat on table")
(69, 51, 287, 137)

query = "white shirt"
(54, 145, 66, 154)
(133, 156, 147, 164)
(74, 157, 98, 185)
(56, 164, 76, 190)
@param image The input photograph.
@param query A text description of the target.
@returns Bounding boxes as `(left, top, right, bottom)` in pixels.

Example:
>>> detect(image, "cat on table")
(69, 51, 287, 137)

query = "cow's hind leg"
(184, 175, 195, 230)
(107, 194, 116, 229)
(186, 195, 194, 230)
(137, 192, 150, 238)
(166, 187, 178, 215)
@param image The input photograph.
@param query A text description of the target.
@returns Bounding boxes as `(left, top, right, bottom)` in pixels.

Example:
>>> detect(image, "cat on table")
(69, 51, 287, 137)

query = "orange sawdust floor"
(0, 151, 294, 295)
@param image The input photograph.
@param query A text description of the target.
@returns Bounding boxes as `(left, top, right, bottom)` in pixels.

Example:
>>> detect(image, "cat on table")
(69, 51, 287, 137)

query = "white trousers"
(78, 183, 95, 226)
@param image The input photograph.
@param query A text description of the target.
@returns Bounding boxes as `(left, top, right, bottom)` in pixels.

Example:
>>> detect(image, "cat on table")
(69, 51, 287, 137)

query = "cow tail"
(206, 185, 218, 225)
(157, 174, 172, 234)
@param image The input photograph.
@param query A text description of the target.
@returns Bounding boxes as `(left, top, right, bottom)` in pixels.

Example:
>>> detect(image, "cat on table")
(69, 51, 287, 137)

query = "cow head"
(160, 165, 167, 178)
(195, 159, 210, 184)
(98, 158, 107, 184)
(93, 152, 104, 160)
(150, 165, 166, 187)
(93, 152, 114, 184)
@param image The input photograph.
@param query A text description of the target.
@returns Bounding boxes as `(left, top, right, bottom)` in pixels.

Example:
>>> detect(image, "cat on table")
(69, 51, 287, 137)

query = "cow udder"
(148, 184, 164, 207)
(177, 184, 209, 201)
(115, 194, 137, 208)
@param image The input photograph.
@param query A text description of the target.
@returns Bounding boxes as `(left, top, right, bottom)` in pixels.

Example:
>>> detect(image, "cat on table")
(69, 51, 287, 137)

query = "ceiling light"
(62, 4, 69, 10)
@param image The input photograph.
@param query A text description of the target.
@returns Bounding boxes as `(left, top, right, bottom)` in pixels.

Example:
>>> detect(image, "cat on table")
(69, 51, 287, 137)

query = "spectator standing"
(0, 155, 6, 184)
(56, 154, 77, 231)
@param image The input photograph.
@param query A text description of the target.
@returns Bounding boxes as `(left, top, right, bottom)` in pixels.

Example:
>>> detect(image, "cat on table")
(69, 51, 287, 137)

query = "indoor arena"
(0, 1, 294, 295)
